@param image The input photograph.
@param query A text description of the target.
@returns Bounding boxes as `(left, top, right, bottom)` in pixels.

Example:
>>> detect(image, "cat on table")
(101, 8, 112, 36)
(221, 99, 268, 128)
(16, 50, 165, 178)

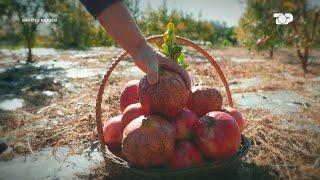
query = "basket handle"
(95, 35, 233, 163)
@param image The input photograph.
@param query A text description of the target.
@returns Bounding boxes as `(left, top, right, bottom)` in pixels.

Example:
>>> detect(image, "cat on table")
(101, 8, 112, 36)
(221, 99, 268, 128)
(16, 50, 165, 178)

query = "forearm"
(96, 1, 147, 58)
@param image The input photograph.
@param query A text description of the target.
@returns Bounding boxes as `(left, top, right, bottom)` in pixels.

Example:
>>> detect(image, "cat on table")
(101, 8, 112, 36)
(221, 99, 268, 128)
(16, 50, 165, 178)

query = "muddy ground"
(0, 47, 319, 179)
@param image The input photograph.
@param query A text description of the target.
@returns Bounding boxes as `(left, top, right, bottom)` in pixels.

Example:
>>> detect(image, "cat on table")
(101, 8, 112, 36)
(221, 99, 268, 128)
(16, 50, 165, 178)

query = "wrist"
(133, 42, 154, 61)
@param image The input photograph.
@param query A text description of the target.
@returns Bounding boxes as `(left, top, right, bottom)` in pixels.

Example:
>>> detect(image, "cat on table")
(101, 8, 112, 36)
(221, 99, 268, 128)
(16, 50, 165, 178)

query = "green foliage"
(280, 0, 320, 72)
(136, 2, 231, 47)
(161, 22, 189, 69)
(236, 0, 281, 52)
(1, 0, 236, 49)
(51, 0, 114, 49)
(0, 0, 20, 46)
(237, 0, 320, 71)
(2, 0, 53, 62)
(124, 0, 141, 21)
(210, 21, 237, 47)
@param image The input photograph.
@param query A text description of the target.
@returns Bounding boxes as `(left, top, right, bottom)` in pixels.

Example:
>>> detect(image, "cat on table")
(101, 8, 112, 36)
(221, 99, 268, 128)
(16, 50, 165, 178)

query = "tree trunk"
(27, 46, 33, 63)
(269, 46, 274, 59)
(296, 48, 309, 73)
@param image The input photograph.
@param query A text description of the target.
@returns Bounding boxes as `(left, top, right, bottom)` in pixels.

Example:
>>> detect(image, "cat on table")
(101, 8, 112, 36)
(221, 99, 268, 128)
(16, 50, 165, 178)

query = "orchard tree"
(211, 21, 237, 47)
(236, 4, 258, 52)
(237, 0, 320, 72)
(0, 0, 20, 47)
(280, 0, 319, 73)
(250, 0, 281, 58)
(124, 0, 141, 21)
(51, 0, 99, 48)
(10, 0, 53, 63)
(236, 0, 281, 58)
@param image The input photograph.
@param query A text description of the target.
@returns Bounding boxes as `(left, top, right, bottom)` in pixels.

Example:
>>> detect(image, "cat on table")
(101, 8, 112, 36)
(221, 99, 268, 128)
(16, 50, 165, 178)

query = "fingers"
(158, 56, 191, 90)
(133, 43, 159, 85)
(133, 43, 190, 88)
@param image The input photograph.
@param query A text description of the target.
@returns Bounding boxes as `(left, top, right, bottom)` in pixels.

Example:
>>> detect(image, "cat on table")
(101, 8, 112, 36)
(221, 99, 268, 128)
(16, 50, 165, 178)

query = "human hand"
(133, 43, 191, 90)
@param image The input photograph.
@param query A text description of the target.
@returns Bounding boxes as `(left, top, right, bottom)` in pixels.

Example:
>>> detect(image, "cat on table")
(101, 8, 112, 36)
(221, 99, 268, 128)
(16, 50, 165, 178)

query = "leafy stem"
(161, 22, 189, 69)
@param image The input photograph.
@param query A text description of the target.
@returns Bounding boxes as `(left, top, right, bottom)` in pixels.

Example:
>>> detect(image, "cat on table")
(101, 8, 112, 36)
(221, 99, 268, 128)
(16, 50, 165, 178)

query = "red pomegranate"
(121, 103, 146, 128)
(256, 37, 266, 46)
(171, 108, 199, 140)
(168, 141, 204, 169)
(103, 115, 123, 151)
(194, 111, 241, 160)
(188, 86, 223, 117)
(138, 69, 189, 118)
(120, 80, 139, 112)
(223, 107, 245, 132)
(122, 115, 175, 167)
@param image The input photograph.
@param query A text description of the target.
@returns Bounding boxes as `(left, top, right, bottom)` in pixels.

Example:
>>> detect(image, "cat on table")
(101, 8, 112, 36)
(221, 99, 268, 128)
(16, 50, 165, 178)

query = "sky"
(139, 0, 247, 27)
(139, 0, 320, 27)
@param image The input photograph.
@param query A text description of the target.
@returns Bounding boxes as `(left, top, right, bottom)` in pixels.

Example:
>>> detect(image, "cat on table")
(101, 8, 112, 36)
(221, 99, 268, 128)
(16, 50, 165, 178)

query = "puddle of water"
(42, 91, 55, 97)
(216, 56, 222, 61)
(312, 76, 320, 82)
(0, 147, 102, 180)
(0, 48, 58, 58)
(0, 98, 24, 111)
(34, 60, 78, 70)
(307, 84, 320, 96)
(230, 57, 265, 63)
(65, 68, 104, 79)
(32, 48, 58, 57)
(114, 66, 145, 78)
(33, 60, 104, 79)
(230, 77, 263, 89)
(71, 53, 95, 59)
(234, 90, 310, 115)
(0, 59, 13, 66)
(63, 82, 80, 92)
(69, 47, 119, 59)
(0, 68, 6, 74)
(283, 72, 305, 81)
(230, 57, 251, 63)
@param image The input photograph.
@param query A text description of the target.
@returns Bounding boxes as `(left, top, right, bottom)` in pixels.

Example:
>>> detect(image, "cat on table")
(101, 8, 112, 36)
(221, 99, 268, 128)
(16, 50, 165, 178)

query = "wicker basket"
(95, 35, 251, 178)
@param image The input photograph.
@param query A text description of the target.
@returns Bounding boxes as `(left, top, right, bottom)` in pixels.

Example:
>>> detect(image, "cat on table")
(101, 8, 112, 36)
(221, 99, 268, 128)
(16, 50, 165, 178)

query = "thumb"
(146, 60, 159, 85)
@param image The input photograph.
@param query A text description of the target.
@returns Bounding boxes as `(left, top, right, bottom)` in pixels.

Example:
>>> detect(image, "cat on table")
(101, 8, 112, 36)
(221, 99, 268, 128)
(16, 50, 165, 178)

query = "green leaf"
(167, 22, 174, 31)
(183, 63, 189, 69)
(163, 33, 169, 43)
(162, 44, 169, 55)
(177, 52, 184, 62)
(161, 22, 189, 70)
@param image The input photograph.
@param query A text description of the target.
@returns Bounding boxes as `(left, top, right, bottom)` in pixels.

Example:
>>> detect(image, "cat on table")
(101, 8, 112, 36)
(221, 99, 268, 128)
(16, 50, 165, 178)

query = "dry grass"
(1, 47, 319, 179)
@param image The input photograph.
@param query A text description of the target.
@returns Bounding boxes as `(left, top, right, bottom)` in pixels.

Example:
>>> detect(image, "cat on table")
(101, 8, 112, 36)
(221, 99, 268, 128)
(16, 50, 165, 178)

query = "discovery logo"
(273, 13, 293, 25)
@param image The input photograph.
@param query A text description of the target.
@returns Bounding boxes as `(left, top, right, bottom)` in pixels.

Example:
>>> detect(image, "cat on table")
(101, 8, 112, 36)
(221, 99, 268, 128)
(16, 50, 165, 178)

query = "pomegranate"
(121, 103, 146, 128)
(188, 86, 223, 117)
(256, 37, 266, 46)
(171, 108, 199, 140)
(122, 115, 175, 167)
(168, 141, 204, 169)
(120, 80, 139, 112)
(223, 107, 245, 132)
(138, 69, 189, 118)
(103, 115, 123, 151)
(194, 111, 241, 160)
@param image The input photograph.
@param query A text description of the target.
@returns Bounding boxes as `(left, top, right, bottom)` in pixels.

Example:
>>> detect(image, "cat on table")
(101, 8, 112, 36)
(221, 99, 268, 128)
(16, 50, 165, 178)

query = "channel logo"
(273, 13, 293, 25)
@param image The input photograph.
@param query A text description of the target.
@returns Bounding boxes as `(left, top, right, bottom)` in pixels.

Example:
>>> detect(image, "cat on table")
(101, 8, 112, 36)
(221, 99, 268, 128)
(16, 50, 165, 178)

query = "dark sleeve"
(80, 0, 122, 18)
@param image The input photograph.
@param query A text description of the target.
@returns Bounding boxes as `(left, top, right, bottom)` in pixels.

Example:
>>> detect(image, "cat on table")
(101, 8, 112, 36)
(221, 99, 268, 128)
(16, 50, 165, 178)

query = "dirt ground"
(0, 47, 319, 179)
